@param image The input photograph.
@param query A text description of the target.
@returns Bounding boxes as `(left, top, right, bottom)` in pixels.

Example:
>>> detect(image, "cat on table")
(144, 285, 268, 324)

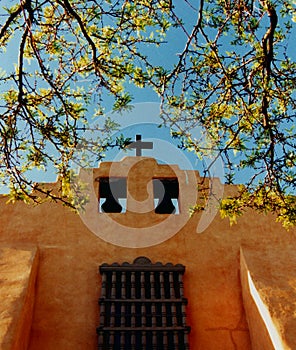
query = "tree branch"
(259, 1, 278, 178)
(261, 1, 278, 127)
(261, 1, 278, 79)
(166, 0, 204, 82)
(0, 5, 22, 40)
(18, 27, 29, 103)
(59, 0, 108, 89)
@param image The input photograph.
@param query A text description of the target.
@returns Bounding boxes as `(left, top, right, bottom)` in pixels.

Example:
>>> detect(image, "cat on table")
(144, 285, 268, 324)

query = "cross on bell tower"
(127, 134, 153, 156)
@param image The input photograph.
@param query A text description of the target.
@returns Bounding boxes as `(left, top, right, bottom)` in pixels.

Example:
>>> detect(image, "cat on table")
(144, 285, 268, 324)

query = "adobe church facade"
(0, 155, 296, 349)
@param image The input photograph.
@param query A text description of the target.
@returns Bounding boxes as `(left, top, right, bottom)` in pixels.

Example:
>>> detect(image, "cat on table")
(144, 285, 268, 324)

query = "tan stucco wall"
(0, 157, 295, 349)
(241, 242, 296, 350)
(0, 247, 39, 350)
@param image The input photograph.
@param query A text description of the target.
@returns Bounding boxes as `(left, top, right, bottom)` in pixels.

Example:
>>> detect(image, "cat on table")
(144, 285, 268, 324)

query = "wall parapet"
(240, 246, 296, 350)
(0, 246, 39, 350)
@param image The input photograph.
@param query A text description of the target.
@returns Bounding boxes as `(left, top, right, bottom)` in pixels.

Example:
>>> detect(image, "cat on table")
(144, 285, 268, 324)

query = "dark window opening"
(97, 256, 190, 350)
(153, 178, 179, 214)
(99, 177, 127, 213)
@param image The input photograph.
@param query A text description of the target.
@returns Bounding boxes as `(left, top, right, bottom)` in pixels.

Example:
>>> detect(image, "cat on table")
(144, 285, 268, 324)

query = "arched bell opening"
(153, 178, 179, 214)
(99, 177, 127, 213)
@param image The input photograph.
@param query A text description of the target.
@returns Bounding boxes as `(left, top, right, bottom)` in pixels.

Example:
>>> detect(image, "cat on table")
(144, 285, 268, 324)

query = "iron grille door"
(97, 256, 190, 349)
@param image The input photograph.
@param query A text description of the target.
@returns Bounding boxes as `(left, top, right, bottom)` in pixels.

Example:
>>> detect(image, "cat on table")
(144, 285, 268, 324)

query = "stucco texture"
(0, 247, 38, 350)
(0, 157, 295, 349)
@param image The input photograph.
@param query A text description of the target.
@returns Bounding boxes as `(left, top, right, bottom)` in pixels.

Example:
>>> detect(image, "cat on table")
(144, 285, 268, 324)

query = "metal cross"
(127, 134, 153, 156)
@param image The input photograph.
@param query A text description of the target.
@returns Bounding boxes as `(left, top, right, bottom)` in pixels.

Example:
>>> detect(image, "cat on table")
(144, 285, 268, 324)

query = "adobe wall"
(241, 239, 296, 350)
(0, 247, 39, 350)
(0, 157, 295, 350)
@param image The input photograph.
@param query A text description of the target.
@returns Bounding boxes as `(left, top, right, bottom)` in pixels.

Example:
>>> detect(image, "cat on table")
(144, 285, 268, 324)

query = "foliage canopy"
(0, 0, 295, 227)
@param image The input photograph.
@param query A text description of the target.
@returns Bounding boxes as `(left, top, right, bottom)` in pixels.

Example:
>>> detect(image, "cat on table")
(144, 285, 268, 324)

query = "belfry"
(0, 147, 296, 349)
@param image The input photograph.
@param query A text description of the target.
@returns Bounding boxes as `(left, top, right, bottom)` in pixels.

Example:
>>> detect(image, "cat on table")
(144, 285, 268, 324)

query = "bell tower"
(78, 153, 199, 248)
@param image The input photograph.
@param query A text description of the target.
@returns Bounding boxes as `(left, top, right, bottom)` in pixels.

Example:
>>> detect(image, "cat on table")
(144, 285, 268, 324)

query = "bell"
(155, 192, 176, 214)
(101, 194, 122, 213)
